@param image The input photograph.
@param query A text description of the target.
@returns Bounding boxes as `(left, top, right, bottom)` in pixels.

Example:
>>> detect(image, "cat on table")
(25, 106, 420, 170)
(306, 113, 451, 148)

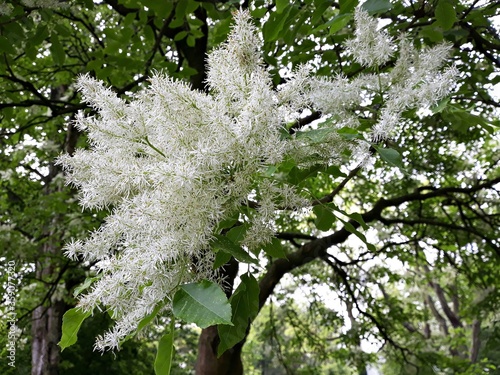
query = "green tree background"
(0, 0, 499, 374)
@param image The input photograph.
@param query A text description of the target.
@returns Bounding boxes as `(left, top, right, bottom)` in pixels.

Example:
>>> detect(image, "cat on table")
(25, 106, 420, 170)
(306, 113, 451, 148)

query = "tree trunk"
(195, 257, 241, 374)
(31, 153, 70, 374)
(31, 299, 66, 375)
(195, 326, 244, 375)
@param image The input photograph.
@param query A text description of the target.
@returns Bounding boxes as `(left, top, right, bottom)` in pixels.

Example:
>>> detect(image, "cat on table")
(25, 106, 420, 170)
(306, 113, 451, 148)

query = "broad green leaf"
(263, 237, 287, 259)
(325, 165, 347, 178)
(443, 107, 498, 134)
(337, 126, 363, 140)
(154, 319, 175, 375)
(276, 0, 289, 14)
(174, 0, 189, 19)
(50, 35, 65, 66)
(338, 217, 376, 251)
(348, 212, 369, 230)
(73, 275, 101, 297)
(373, 146, 404, 170)
(328, 14, 353, 35)
(262, 7, 292, 42)
(213, 250, 232, 269)
(435, 1, 457, 30)
(361, 0, 392, 14)
(288, 165, 323, 186)
(54, 24, 71, 37)
(59, 308, 92, 350)
(174, 31, 188, 41)
(314, 14, 352, 35)
(173, 280, 233, 328)
(212, 16, 232, 45)
(340, 0, 358, 14)
(137, 303, 163, 332)
(312, 0, 332, 25)
(211, 234, 258, 264)
(215, 214, 239, 232)
(226, 223, 249, 244)
(4, 21, 24, 44)
(0, 36, 16, 54)
(186, 35, 196, 47)
(32, 25, 49, 45)
(145, 0, 173, 17)
(295, 127, 336, 142)
(251, 7, 267, 18)
(420, 25, 444, 42)
(313, 205, 336, 231)
(218, 274, 259, 356)
(431, 97, 450, 114)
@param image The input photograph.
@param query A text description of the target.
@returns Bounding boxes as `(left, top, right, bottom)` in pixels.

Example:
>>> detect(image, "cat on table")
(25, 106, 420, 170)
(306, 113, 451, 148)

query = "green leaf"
(420, 25, 444, 42)
(226, 223, 249, 244)
(174, 0, 189, 19)
(337, 126, 363, 140)
(442, 107, 497, 134)
(211, 234, 258, 264)
(348, 212, 369, 230)
(186, 35, 196, 47)
(325, 165, 347, 178)
(288, 165, 323, 186)
(213, 250, 232, 269)
(59, 308, 92, 351)
(217, 274, 259, 356)
(137, 303, 163, 332)
(435, 1, 457, 30)
(263, 237, 287, 259)
(313, 205, 336, 231)
(251, 7, 267, 18)
(338, 217, 376, 251)
(174, 31, 188, 41)
(262, 7, 292, 42)
(361, 0, 392, 14)
(50, 35, 65, 66)
(55, 24, 71, 37)
(340, 0, 358, 14)
(373, 145, 405, 170)
(276, 0, 289, 14)
(0, 36, 16, 54)
(295, 127, 336, 142)
(173, 280, 233, 328)
(216, 214, 239, 232)
(154, 319, 175, 375)
(31, 25, 49, 45)
(328, 14, 353, 35)
(73, 275, 101, 297)
(313, 14, 352, 35)
(431, 97, 450, 114)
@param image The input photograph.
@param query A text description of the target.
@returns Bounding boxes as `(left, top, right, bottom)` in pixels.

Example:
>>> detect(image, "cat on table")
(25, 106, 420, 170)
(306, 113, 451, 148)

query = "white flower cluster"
(57, 11, 306, 351)
(306, 8, 457, 144)
(345, 8, 394, 67)
(57, 9, 456, 351)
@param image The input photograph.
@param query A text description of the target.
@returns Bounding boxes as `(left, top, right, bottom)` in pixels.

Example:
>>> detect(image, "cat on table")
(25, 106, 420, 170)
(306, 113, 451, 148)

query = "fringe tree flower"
(345, 8, 394, 67)
(57, 11, 308, 351)
(306, 8, 457, 143)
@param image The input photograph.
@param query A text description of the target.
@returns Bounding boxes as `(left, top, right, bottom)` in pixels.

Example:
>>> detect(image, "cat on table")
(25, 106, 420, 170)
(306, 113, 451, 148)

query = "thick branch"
(258, 175, 500, 316)
(470, 319, 481, 363)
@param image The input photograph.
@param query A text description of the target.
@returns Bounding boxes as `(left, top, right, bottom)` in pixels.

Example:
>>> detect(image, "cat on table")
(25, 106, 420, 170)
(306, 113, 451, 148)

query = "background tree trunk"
(195, 327, 244, 375)
(31, 299, 66, 375)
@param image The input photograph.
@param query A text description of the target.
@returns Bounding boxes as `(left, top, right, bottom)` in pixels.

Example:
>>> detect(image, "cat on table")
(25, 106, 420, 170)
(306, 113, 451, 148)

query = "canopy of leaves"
(0, 0, 499, 374)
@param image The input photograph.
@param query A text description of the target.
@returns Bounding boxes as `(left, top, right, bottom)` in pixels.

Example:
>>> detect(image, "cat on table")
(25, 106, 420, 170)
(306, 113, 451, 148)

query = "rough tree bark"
(31, 167, 68, 375)
(31, 87, 80, 375)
